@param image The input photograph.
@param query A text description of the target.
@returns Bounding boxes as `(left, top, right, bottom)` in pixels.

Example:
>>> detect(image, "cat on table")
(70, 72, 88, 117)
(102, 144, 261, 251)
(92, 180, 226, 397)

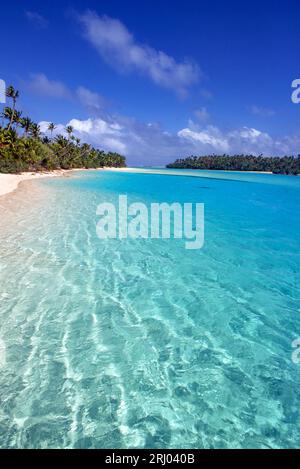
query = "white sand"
(0, 170, 72, 197)
(0, 167, 117, 198)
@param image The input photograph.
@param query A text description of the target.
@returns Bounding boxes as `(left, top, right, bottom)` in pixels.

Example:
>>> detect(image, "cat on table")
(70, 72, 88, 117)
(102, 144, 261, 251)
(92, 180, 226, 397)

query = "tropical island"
(0, 85, 126, 174)
(166, 154, 300, 175)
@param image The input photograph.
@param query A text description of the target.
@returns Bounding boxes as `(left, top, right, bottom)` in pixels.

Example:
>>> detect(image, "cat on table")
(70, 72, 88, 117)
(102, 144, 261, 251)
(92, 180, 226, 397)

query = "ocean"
(0, 168, 300, 448)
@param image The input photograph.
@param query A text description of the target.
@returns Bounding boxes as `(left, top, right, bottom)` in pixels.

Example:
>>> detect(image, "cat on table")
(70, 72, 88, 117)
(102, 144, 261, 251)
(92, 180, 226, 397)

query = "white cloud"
(178, 125, 279, 155)
(25, 11, 48, 29)
(34, 77, 299, 163)
(69, 117, 123, 135)
(27, 74, 71, 99)
(194, 107, 210, 123)
(27, 74, 106, 116)
(39, 121, 66, 135)
(227, 127, 274, 153)
(178, 126, 229, 152)
(78, 11, 200, 96)
(40, 111, 300, 165)
(76, 86, 106, 114)
(250, 105, 275, 117)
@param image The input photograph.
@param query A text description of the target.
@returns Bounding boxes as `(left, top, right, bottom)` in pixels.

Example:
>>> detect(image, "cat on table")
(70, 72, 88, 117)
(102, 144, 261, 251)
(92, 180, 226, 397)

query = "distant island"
(166, 154, 300, 175)
(0, 85, 126, 174)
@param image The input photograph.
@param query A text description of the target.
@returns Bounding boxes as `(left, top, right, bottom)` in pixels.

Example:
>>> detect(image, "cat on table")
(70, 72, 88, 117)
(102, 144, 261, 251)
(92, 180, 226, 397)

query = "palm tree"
(1, 107, 14, 128)
(0, 82, 128, 173)
(30, 123, 41, 140)
(6, 86, 19, 130)
(42, 136, 51, 144)
(0, 128, 18, 147)
(65, 125, 74, 140)
(48, 122, 56, 138)
(54, 134, 68, 147)
(13, 110, 22, 130)
(21, 117, 33, 137)
(81, 143, 91, 157)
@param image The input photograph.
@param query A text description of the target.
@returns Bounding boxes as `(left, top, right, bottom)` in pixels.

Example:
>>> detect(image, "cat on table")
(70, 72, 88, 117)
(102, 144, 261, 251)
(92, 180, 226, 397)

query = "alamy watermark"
(291, 79, 300, 103)
(0, 79, 6, 103)
(96, 195, 204, 250)
(291, 339, 300, 364)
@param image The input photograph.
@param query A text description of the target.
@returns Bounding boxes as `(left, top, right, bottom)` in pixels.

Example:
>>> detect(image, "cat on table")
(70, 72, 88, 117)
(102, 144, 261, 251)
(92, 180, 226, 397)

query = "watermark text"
(96, 195, 205, 250)
(0, 79, 6, 104)
(291, 79, 300, 104)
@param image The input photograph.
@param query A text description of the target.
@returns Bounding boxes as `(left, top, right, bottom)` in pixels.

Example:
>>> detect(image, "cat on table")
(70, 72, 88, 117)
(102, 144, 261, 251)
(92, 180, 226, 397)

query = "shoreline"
(0, 165, 293, 199)
(0, 169, 76, 198)
(0, 167, 108, 198)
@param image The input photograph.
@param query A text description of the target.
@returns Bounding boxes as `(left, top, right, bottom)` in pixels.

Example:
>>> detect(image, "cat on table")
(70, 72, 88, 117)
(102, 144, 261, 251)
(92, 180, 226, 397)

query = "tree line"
(0, 85, 126, 173)
(166, 154, 300, 175)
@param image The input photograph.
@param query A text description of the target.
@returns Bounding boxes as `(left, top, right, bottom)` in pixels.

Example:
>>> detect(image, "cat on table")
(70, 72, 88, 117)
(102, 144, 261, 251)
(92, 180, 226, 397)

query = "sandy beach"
(0, 167, 129, 198)
(0, 170, 75, 198)
(0, 167, 134, 198)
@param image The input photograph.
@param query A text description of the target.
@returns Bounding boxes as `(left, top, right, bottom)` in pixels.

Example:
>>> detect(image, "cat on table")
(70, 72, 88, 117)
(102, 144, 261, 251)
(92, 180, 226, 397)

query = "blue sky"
(1, 0, 300, 164)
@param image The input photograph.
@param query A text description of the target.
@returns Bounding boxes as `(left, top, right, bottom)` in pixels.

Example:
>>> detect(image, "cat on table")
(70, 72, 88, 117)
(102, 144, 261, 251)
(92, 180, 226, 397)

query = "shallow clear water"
(0, 169, 300, 448)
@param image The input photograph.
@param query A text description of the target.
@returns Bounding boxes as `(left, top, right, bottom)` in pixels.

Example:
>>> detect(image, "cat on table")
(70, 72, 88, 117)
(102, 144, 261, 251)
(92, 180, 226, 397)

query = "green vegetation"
(166, 154, 300, 175)
(0, 85, 126, 173)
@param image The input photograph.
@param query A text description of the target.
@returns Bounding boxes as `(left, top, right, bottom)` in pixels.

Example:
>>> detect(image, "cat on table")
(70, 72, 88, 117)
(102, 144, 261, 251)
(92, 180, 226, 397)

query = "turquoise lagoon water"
(0, 168, 300, 448)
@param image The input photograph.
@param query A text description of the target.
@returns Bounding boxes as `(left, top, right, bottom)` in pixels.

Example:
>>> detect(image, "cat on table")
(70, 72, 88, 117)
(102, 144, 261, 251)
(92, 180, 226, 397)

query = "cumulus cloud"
(69, 117, 126, 153)
(39, 121, 66, 135)
(33, 76, 299, 163)
(39, 111, 300, 165)
(25, 11, 48, 29)
(226, 127, 274, 153)
(78, 11, 200, 96)
(178, 124, 279, 155)
(178, 126, 229, 152)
